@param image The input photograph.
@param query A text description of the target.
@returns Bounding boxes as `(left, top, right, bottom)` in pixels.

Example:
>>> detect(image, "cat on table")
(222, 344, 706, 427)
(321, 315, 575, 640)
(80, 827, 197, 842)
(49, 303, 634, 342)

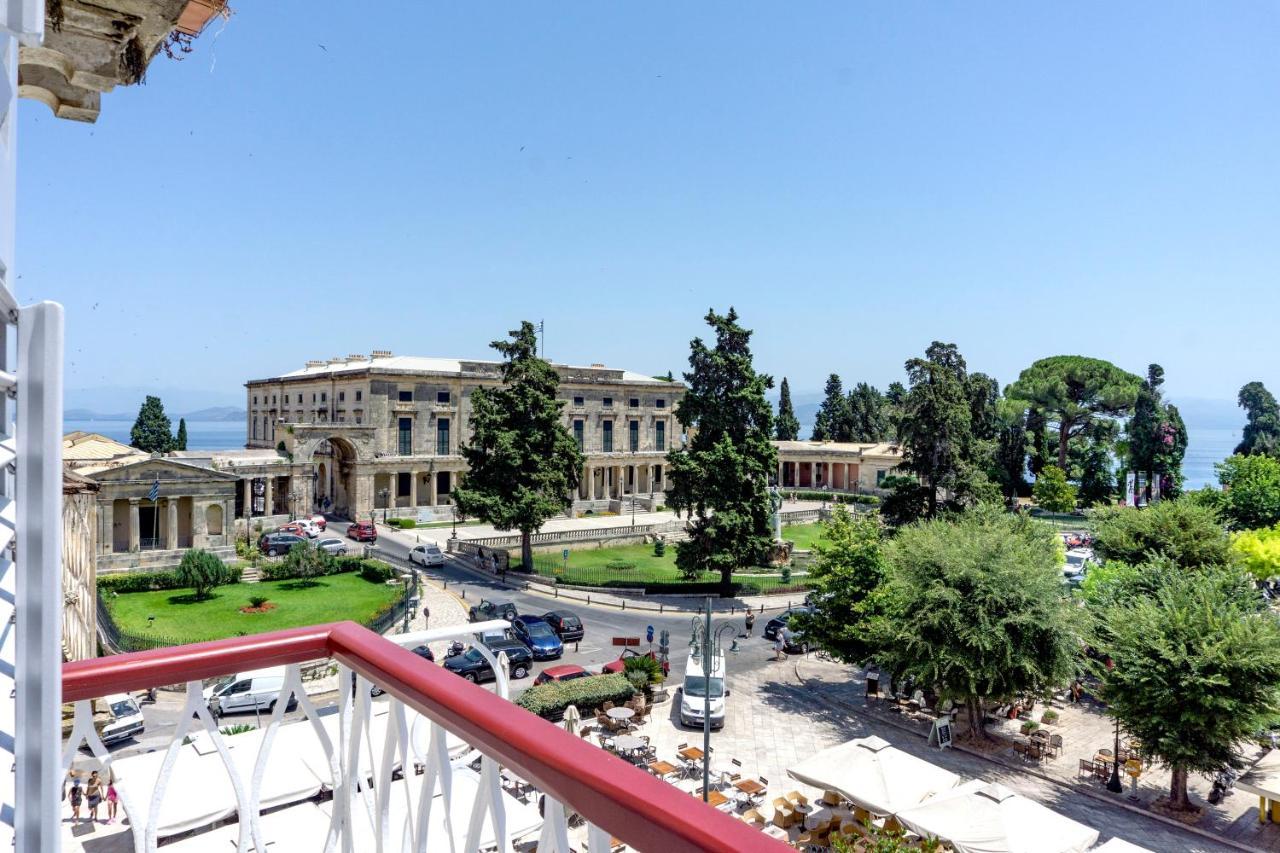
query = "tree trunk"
(1058, 417, 1072, 470)
(966, 697, 985, 739)
(521, 530, 532, 572)
(1169, 765, 1192, 810)
(927, 476, 939, 517)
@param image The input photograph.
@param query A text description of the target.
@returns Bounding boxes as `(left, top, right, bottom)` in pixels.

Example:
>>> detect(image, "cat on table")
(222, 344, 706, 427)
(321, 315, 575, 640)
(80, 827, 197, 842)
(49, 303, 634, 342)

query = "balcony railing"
(61, 620, 788, 852)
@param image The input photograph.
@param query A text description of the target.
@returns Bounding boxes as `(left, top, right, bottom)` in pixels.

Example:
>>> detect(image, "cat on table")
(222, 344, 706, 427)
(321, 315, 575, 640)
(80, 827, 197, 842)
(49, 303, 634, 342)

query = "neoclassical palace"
(243, 352, 684, 521)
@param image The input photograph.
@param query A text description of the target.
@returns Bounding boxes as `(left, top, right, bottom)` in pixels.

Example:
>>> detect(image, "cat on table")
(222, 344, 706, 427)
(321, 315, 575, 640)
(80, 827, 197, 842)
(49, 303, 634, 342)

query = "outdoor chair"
(579, 724, 593, 739)
(742, 809, 765, 828)
(786, 791, 807, 806)
(821, 790, 841, 807)
(772, 806, 794, 829)
(1049, 734, 1064, 758)
(603, 701, 615, 711)
(1077, 758, 1096, 779)
(1093, 762, 1111, 783)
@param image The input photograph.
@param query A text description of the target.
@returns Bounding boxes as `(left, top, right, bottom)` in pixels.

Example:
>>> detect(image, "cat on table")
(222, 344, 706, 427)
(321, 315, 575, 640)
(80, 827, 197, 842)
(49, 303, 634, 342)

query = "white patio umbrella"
(786, 735, 961, 816)
(895, 780, 1100, 853)
(563, 704, 582, 735)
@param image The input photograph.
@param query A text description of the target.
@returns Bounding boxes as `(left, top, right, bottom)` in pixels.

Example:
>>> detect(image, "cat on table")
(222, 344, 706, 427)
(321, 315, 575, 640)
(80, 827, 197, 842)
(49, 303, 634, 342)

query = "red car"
(602, 649, 669, 677)
(309, 514, 327, 531)
(347, 521, 377, 542)
(533, 664, 591, 686)
(277, 522, 310, 538)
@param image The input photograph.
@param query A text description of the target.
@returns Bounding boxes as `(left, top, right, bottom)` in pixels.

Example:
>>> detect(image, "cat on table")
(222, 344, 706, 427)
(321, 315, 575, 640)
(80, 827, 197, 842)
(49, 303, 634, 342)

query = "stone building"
(773, 440, 904, 493)
(244, 353, 685, 520)
(61, 470, 98, 661)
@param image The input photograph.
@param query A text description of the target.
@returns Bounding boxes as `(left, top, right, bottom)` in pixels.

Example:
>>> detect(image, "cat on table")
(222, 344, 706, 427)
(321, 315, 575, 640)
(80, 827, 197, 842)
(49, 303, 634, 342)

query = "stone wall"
(62, 480, 98, 662)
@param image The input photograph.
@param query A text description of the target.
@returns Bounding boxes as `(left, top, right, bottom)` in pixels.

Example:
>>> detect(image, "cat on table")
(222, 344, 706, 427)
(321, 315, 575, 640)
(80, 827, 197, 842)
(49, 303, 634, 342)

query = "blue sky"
(18, 2, 1279, 412)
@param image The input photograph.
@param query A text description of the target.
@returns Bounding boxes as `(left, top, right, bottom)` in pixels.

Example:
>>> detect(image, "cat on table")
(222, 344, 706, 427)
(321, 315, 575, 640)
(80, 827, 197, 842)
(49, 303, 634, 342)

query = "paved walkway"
(613, 644, 1251, 853)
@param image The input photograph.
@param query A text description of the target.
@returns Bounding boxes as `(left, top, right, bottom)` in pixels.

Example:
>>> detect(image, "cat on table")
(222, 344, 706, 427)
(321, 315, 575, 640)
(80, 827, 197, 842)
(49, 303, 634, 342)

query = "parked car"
(291, 519, 322, 538)
(1063, 548, 1092, 587)
(678, 648, 727, 729)
(533, 664, 591, 686)
(469, 599, 518, 622)
(370, 645, 434, 697)
(259, 531, 306, 557)
(347, 520, 377, 542)
(763, 606, 812, 641)
(409, 543, 445, 567)
(443, 643, 532, 682)
(541, 610, 584, 642)
(204, 667, 297, 716)
(602, 648, 669, 677)
(308, 514, 327, 531)
(511, 615, 564, 660)
(315, 537, 348, 556)
(277, 522, 311, 539)
(93, 694, 145, 746)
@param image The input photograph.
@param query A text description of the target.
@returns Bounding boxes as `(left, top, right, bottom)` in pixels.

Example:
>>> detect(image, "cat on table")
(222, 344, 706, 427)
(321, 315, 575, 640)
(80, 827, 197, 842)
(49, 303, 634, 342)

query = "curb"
(791, 662, 1252, 853)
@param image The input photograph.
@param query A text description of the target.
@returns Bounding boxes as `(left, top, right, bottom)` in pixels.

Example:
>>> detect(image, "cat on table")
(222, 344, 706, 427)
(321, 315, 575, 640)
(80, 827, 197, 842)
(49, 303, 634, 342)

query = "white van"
(96, 693, 145, 745)
(204, 667, 293, 716)
(679, 650, 728, 729)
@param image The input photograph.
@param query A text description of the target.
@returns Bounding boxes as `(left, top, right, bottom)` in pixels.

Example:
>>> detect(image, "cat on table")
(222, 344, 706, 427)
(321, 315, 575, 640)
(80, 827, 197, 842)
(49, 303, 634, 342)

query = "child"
(106, 777, 119, 824)
(67, 776, 83, 822)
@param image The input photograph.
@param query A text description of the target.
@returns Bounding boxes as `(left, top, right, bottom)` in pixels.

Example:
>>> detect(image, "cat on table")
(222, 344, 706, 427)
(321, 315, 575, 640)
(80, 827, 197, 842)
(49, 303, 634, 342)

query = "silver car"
(409, 543, 445, 567)
(316, 537, 348, 556)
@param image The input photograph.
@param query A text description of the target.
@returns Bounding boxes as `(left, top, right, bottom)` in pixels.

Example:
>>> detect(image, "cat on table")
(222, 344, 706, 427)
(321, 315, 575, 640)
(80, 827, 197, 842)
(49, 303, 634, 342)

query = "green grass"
(781, 523, 826, 551)
(104, 573, 402, 643)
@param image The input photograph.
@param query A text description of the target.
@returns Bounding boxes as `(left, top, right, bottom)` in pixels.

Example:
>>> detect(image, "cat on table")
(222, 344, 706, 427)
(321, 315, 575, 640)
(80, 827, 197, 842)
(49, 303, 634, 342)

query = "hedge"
(785, 490, 880, 505)
(515, 673, 636, 721)
(99, 566, 243, 594)
(393, 518, 417, 529)
(258, 556, 395, 583)
(358, 559, 396, 583)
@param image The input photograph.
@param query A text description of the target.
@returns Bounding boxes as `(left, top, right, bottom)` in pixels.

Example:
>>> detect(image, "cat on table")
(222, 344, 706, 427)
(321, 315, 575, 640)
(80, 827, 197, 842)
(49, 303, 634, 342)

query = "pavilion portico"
(774, 441, 905, 493)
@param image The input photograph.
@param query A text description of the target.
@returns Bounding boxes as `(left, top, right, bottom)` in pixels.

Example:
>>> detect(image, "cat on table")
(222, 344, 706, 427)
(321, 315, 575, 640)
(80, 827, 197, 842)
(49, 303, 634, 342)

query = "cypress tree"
(175, 418, 188, 451)
(1236, 382, 1280, 457)
(812, 374, 850, 441)
(776, 377, 800, 441)
(130, 395, 176, 453)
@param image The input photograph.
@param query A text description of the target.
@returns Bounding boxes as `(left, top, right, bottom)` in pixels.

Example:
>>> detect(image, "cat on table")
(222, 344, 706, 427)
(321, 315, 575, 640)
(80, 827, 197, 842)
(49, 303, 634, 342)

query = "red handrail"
(63, 621, 791, 853)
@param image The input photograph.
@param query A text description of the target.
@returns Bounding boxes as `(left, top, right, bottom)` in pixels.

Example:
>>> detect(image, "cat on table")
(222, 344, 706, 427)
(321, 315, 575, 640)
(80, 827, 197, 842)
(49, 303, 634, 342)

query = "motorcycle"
(445, 641, 465, 659)
(1208, 769, 1238, 805)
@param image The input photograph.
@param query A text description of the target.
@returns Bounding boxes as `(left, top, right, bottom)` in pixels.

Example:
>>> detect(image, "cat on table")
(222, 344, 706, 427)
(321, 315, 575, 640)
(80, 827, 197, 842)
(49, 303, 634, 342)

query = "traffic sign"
(646, 625, 654, 643)
(562, 548, 570, 560)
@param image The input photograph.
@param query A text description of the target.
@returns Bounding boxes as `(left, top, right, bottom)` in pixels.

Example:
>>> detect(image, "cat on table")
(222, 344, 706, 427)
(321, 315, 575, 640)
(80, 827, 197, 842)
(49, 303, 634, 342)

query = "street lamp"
(402, 571, 414, 633)
(378, 487, 390, 524)
(1107, 714, 1124, 793)
(691, 601, 738, 803)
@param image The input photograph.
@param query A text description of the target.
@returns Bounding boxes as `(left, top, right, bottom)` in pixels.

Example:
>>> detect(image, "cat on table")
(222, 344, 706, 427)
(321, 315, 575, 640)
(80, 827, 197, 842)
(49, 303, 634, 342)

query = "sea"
(63, 419, 246, 452)
(65, 419, 1238, 489)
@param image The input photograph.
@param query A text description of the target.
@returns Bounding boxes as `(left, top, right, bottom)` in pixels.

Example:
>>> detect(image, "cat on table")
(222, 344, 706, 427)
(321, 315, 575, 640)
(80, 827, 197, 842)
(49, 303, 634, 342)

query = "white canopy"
(786, 735, 962, 816)
(895, 780, 1100, 853)
(1090, 839, 1154, 853)
(1237, 748, 1280, 801)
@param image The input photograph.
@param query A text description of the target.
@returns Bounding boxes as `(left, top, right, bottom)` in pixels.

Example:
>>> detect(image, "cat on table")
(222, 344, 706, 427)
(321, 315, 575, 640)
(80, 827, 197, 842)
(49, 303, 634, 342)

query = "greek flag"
(148, 477, 160, 503)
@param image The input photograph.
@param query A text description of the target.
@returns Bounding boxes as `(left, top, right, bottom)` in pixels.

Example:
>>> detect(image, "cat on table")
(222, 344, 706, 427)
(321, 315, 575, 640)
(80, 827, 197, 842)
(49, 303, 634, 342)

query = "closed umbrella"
(563, 704, 582, 735)
(895, 780, 1099, 853)
(787, 735, 960, 816)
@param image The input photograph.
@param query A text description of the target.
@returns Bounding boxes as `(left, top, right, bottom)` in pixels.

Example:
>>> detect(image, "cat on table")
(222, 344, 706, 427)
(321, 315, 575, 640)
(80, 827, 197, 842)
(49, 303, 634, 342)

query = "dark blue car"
(511, 615, 564, 660)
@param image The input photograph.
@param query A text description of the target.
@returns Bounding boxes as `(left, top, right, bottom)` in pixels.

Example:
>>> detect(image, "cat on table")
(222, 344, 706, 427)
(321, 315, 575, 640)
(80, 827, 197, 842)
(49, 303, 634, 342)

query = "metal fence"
(525, 553, 810, 596)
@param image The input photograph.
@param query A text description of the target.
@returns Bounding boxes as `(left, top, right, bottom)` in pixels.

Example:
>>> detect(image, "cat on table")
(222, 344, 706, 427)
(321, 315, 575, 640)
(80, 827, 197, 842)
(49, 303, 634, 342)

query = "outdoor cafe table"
(764, 825, 788, 841)
(693, 788, 730, 809)
(1094, 748, 1115, 767)
(606, 707, 636, 722)
(678, 746, 704, 761)
(648, 760, 678, 778)
(612, 734, 646, 754)
(733, 778, 766, 797)
(804, 806, 833, 830)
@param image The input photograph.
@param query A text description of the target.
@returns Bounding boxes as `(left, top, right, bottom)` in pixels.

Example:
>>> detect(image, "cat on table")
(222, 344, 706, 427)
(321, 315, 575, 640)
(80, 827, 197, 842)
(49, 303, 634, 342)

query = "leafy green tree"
(966, 373, 1001, 442)
(1032, 465, 1077, 512)
(666, 308, 777, 591)
(775, 377, 801, 441)
(1127, 365, 1187, 498)
(175, 549, 236, 600)
(877, 475, 932, 527)
(847, 382, 889, 442)
(454, 321, 586, 571)
(1006, 356, 1142, 470)
(874, 506, 1081, 738)
(281, 540, 334, 582)
(812, 374, 851, 442)
(175, 418, 188, 451)
(1025, 407, 1050, 477)
(1236, 382, 1280, 457)
(794, 507, 888, 664)
(1091, 497, 1230, 570)
(897, 342, 972, 516)
(884, 381, 908, 439)
(130, 395, 176, 453)
(989, 405, 1030, 500)
(1097, 565, 1280, 811)
(1216, 453, 1280, 530)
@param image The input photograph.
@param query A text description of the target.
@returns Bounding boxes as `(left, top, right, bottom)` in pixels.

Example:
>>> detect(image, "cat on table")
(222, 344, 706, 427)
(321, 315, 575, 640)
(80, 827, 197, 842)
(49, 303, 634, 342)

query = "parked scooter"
(445, 641, 465, 659)
(1208, 769, 1238, 804)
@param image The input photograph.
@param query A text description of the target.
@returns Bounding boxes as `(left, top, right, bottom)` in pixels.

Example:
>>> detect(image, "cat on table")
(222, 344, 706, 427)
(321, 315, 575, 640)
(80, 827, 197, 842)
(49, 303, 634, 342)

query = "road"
(87, 519, 788, 765)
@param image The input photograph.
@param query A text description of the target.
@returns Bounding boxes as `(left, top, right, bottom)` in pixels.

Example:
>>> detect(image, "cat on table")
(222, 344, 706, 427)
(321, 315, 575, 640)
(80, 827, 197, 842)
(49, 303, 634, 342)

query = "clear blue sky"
(17, 2, 1279, 411)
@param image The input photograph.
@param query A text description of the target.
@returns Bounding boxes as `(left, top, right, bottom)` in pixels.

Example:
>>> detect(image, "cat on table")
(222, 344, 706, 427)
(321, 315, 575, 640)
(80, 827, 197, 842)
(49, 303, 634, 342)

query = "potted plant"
(1020, 720, 1040, 736)
(1041, 709, 1059, 725)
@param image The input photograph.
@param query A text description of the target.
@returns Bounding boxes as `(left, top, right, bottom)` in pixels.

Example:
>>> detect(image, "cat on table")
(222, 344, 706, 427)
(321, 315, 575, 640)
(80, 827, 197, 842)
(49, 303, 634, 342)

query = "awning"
(786, 735, 962, 816)
(895, 780, 1100, 853)
(1237, 748, 1280, 801)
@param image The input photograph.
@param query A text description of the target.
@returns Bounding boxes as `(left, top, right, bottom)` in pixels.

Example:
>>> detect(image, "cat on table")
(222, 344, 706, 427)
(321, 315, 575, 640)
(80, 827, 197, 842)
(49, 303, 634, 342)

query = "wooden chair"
(852, 807, 871, 825)
(603, 701, 615, 711)
(1049, 733, 1064, 758)
(579, 724, 593, 739)
(1077, 758, 1096, 779)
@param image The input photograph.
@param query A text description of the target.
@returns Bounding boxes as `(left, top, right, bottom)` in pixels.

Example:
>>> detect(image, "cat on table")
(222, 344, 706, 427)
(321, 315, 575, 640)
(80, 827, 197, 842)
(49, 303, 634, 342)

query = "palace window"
(656, 420, 665, 451)
(656, 398, 666, 409)
(437, 391, 450, 404)
(321, 392, 327, 403)
(399, 389, 413, 402)
(397, 472, 411, 498)
(297, 394, 303, 403)
(338, 391, 345, 402)
(437, 418, 450, 455)
(398, 417, 413, 455)
(356, 390, 363, 402)
(629, 398, 639, 408)
(573, 419, 584, 450)
(629, 420, 639, 452)
(602, 421, 613, 453)
(603, 397, 613, 408)
(573, 395, 584, 406)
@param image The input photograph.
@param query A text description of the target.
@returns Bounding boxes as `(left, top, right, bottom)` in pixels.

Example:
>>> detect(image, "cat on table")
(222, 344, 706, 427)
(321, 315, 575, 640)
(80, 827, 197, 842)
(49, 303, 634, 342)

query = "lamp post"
(451, 503, 458, 539)
(402, 571, 413, 633)
(1107, 714, 1124, 793)
(378, 487, 390, 524)
(691, 601, 737, 803)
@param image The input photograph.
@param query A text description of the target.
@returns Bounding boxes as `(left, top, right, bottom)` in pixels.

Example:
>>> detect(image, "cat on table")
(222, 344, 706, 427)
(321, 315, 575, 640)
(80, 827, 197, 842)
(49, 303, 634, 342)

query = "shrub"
(653, 539, 666, 557)
(248, 595, 270, 608)
(358, 559, 395, 583)
(622, 652, 664, 685)
(1041, 709, 1059, 725)
(514, 673, 636, 720)
(1020, 720, 1039, 735)
(605, 559, 636, 571)
(175, 549, 238, 600)
(99, 570, 182, 594)
(219, 724, 254, 737)
(399, 518, 418, 529)
(780, 565, 792, 584)
(280, 541, 335, 581)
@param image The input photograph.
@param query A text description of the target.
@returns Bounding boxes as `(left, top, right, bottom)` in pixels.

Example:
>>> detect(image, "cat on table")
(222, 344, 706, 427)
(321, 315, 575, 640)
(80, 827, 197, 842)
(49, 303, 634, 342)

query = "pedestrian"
(85, 770, 103, 823)
(1070, 678, 1083, 704)
(774, 632, 787, 661)
(67, 775, 83, 822)
(106, 777, 119, 824)
(422, 604, 430, 629)
(744, 611, 756, 637)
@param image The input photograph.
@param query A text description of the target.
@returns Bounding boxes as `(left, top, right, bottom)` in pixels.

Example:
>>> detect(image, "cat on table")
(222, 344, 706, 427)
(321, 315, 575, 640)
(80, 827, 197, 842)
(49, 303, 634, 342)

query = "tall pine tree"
(666, 308, 777, 593)
(898, 342, 972, 516)
(1236, 381, 1280, 457)
(776, 377, 800, 441)
(453, 321, 585, 570)
(175, 418, 188, 451)
(847, 383, 888, 442)
(811, 374, 850, 441)
(1127, 364, 1187, 497)
(130, 395, 176, 453)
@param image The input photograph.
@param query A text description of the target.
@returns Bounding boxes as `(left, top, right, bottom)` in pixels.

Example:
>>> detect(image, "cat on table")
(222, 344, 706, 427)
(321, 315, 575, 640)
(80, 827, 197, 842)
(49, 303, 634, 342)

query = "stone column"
(264, 476, 275, 517)
(777, 460, 784, 487)
(241, 478, 252, 518)
(409, 470, 418, 507)
(166, 499, 179, 550)
(428, 471, 438, 506)
(128, 498, 140, 552)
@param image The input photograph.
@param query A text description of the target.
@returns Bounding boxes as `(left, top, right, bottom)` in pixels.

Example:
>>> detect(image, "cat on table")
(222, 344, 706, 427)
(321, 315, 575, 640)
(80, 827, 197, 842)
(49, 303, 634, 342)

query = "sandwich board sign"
(929, 717, 953, 750)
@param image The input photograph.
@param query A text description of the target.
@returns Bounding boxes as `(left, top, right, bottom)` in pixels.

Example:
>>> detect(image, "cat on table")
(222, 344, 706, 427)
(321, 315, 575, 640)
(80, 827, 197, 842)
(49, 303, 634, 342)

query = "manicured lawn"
(782, 523, 827, 551)
(103, 572, 403, 644)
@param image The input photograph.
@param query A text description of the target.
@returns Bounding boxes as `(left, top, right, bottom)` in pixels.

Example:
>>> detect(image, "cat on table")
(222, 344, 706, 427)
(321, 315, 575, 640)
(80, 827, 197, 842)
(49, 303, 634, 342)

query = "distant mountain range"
(65, 406, 246, 423)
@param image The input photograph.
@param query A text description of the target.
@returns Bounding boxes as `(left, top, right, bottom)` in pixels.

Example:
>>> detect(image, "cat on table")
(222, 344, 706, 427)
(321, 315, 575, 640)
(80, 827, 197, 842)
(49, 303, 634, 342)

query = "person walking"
(744, 611, 756, 638)
(774, 632, 787, 661)
(85, 770, 103, 823)
(106, 777, 119, 824)
(422, 604, 430, 630)
(67, 775, 83, 822)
